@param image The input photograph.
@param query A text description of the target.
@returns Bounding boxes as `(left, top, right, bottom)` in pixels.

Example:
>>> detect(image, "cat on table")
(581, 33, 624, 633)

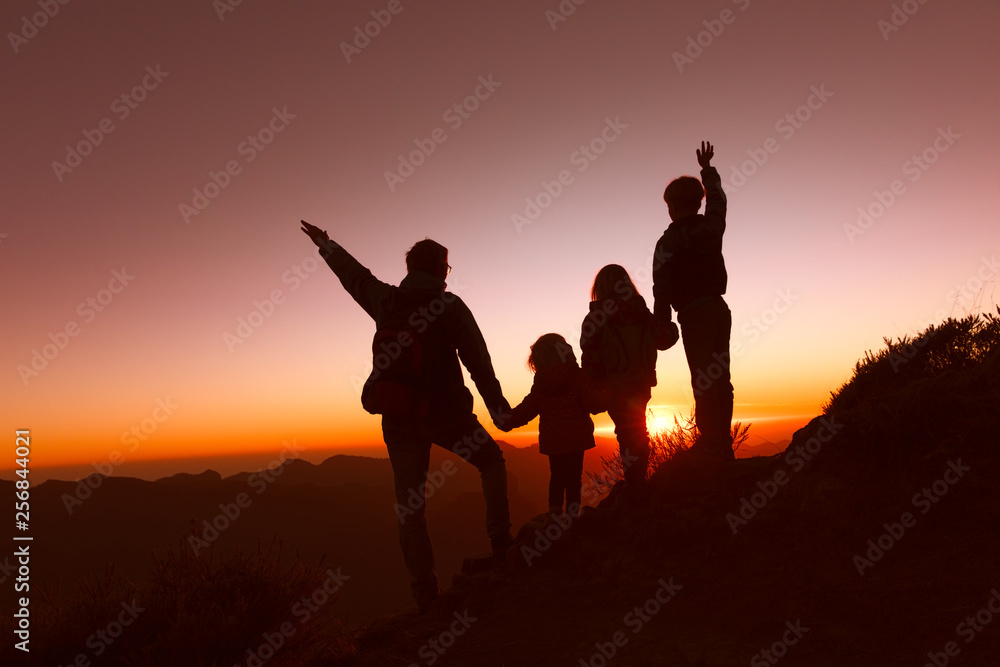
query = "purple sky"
(2, 0, 998, 473)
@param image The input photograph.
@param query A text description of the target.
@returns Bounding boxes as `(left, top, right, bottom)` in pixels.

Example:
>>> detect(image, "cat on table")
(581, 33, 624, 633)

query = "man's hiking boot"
(673, 444, 735, 465)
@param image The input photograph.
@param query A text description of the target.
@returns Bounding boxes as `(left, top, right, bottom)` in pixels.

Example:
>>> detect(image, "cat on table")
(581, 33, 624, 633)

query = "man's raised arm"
(300, 220, 393, 321)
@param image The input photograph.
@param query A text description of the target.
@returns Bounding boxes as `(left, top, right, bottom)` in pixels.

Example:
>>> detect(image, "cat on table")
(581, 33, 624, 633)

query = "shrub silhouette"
(815, 309, 1000, 467)
(586, 411, 750, 495)
(824, 309, 1000, 415)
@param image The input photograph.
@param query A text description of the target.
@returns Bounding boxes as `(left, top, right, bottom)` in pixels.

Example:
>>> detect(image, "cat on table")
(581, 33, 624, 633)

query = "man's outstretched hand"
(696, 141, 714, 169)
(301, 220, 334, 251)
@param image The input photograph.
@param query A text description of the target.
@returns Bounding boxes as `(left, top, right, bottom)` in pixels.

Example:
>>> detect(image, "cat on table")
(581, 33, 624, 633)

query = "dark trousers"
(547, 451, 585, 513)
(382, 412, 511, 603)
(607, 385, 652, 483)
(677, 296, 734, 455)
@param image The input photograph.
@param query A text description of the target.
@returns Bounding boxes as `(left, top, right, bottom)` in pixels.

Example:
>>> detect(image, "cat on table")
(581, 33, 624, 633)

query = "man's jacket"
(320, 241, 509, 419)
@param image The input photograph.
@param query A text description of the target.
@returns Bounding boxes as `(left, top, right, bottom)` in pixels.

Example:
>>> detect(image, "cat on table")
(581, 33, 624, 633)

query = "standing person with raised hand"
(653, 141, 735, 461)
(300, 220, 514, 613)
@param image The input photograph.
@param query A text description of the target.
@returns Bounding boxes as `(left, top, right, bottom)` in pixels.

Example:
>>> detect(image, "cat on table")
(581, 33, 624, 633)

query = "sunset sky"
(3, 0, 997, 479)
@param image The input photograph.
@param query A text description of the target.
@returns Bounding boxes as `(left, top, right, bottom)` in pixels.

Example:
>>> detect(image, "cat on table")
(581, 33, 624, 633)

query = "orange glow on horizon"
(4, 1, 994, 481)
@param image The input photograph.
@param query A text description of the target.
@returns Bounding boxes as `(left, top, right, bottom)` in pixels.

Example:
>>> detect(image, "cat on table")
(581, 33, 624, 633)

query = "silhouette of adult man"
(653, 142, 735, 460)
(301, 221, 514, 611)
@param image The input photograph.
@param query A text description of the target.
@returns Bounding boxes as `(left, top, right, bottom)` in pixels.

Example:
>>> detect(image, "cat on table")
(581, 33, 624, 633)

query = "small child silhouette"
(498, 334, 606, 517)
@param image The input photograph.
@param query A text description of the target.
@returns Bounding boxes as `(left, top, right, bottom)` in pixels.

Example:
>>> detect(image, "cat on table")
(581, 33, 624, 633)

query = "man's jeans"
(382, 412, 511, 603)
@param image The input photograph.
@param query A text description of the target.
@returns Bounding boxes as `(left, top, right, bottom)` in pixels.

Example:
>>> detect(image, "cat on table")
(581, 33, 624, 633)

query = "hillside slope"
(340, 314, 1000, 666)
(4, 315, 996, 666)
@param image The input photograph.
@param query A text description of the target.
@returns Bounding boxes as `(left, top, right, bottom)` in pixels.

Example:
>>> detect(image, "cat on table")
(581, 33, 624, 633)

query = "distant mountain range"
(2, 438, 627, 626)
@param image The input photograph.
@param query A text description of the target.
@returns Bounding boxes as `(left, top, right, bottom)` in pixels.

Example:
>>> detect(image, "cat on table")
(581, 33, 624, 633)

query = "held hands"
(491, 403, 514, 432)
(493, 412, 512, 433)
(696, 141, 714, 169)
(653, 320, 680, 351)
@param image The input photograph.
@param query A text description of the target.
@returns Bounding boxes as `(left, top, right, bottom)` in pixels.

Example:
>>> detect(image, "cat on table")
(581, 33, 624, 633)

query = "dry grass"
(586, 411, 751, 495)
(1, 538, 351, 666)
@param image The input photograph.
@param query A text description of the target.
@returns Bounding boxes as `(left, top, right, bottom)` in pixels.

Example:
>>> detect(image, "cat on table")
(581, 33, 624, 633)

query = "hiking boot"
(675, 442, 734, 464)
(690, 435, 736, 462)
(699, 444, 736, 461)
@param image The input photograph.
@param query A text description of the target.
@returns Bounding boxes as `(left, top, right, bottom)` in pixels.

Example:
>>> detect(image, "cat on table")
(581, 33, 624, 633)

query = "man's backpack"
(361, 292, 432, 418)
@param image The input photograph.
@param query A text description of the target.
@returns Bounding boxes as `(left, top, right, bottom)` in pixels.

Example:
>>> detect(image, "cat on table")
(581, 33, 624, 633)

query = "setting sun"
(647, 407, 673, 437)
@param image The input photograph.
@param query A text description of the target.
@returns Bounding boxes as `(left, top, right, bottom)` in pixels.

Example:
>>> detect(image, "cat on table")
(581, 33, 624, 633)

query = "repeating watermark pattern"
(61, 397, 180, 514)
(672, 0, 752, 73)
(7, 0, 75, 54)
(726, 416, 843, 534)
(407, 610, 477, 667)
(213, 0, 249, 21)
(224, 290, 286, 351)
(550, 241, 675, 369)
(853, 459, 969, 576)
(886, 329, 935, 373)
(188, 441, 304, 555)
(347, 280, 468, 396)
(545, 0, 590, 31)
(223, 251, 326, 352)
(179, 106, 296, 224)
(877, 0, 932, 41)
(394, 458, 459, 521)
(556, 281, 646, 368)
(676, 287, 799, 400)
(0, 555, 16, 585)
(578, 577, 682, 666)
(120, 397, 180, 452)
(520, 505, 581, 566)
(844, 126, 959, 243)
(885, 255, 999, 372)
(340, 0, 417, 63)
(724, 85, 833, 194)
(17, 268, 136, 386)
(52, 599, 145, 664)
(511, 116, 628, 233)
(236, 567, 350, 667)
(922, 588, 1000, 667)
(734, 289, 799, 350)
(384, 75, 502, 192)
(947, 255, 999, 308)
(51, 65, 170, 182)
(750, 620, 809, 666)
